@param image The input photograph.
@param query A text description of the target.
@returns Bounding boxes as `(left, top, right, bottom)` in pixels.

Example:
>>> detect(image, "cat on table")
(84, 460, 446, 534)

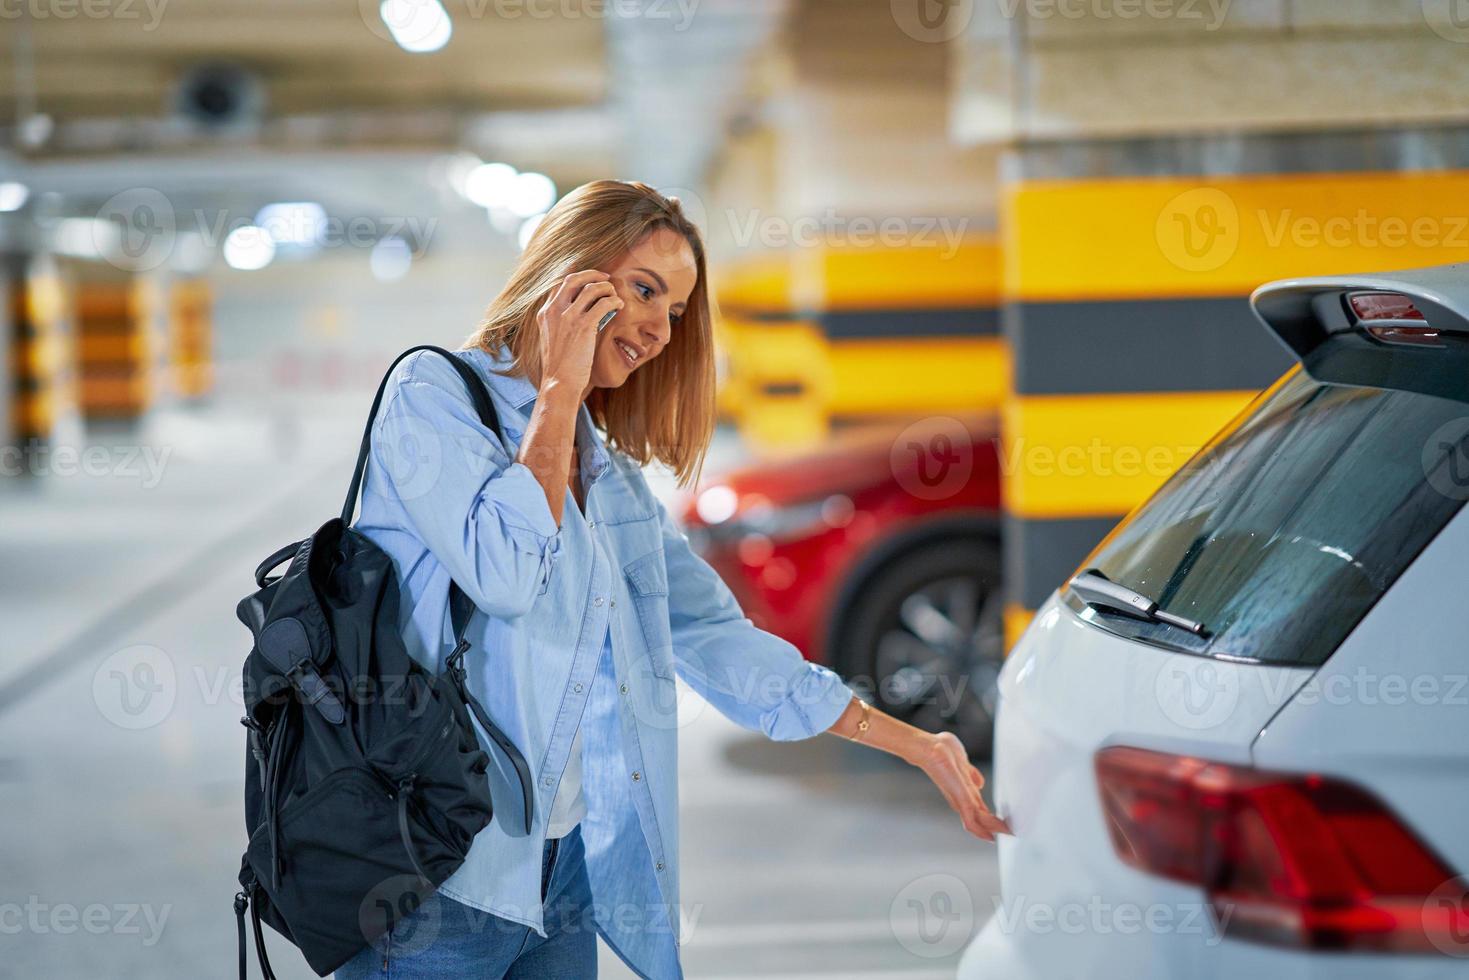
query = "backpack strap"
(344, 344, 537, 836)
(341, 342, 506, 681)
(340, 344, 503, 525)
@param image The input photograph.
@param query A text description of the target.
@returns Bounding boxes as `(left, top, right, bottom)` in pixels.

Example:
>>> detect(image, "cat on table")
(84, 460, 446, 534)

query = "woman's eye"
(636, 283, 653, 300)
(669, 311, 682, 325)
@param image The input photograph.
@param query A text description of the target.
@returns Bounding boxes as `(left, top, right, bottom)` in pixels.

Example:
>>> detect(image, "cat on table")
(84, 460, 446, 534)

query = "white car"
(960, 265, 1469, 979)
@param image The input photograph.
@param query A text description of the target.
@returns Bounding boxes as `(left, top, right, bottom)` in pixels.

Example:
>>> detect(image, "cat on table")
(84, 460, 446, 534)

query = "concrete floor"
(0, 370, 1000, 979)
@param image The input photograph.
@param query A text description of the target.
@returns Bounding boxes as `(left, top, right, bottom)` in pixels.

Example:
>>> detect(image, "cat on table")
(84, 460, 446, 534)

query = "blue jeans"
(335, 823, 597, 979)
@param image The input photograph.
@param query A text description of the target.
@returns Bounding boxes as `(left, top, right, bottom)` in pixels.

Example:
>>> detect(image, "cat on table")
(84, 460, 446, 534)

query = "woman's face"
(586, 226, 698, 389)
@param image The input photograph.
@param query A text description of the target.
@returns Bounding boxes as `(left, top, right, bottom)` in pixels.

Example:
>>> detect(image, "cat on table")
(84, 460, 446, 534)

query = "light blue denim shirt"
(355, 342, 855, 980)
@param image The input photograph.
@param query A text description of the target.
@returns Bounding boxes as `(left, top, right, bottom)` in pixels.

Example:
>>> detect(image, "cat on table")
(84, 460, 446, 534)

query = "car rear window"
(1072, 367, 1467, 666)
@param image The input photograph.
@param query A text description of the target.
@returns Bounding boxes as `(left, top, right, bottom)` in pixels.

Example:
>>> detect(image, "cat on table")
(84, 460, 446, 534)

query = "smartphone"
(597, 308, 617, 332)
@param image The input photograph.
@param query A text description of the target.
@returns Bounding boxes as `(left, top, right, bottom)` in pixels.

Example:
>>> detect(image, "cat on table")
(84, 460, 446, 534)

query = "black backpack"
(232, 345, 536, 979)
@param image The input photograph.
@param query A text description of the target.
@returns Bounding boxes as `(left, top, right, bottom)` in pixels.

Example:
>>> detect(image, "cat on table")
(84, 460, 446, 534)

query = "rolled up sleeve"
(370, 353, 563, 620)
(654, 494, 854, 741)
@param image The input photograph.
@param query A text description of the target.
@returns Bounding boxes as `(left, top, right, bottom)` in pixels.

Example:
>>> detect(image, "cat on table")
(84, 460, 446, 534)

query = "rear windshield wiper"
(1068, 569, 1208, 636)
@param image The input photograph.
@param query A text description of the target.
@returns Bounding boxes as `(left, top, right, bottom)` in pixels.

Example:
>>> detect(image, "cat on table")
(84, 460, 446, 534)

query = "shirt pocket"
(622, 548, 676, 681)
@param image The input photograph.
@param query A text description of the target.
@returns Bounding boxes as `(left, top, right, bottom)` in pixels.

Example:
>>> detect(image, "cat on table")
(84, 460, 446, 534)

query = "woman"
(340, 179, 1010, 980)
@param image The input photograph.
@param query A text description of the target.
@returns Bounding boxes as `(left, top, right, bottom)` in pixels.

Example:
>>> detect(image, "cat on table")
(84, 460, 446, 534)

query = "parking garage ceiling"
(0, 0, 787, 216)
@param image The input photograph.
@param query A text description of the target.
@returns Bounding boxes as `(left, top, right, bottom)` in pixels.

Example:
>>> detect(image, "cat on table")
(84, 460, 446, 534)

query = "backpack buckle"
(284, 658, 347, 725)
(445, 638, 470, 679)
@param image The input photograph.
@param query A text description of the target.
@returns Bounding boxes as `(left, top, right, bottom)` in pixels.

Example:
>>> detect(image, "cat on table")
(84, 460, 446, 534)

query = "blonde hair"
(464, 179, 715, 490)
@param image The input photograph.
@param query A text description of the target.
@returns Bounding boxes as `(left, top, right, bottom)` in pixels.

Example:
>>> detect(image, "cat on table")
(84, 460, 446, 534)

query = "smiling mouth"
(615, 339, 641, 368)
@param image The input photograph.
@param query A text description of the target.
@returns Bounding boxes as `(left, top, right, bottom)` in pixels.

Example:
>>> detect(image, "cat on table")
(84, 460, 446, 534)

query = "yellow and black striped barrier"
(715, 240, 1005, 450)
(75, 280, 157, 421)
(170, 278, 213, 401)
(6, 255, 68, 447)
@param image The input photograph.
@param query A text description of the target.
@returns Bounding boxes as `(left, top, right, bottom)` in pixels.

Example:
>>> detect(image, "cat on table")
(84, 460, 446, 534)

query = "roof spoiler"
(1250, 263, 1469, 403)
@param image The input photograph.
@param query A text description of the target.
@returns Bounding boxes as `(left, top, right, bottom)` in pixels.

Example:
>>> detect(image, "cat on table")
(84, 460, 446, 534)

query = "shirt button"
(541, 776, 553, 788)
(631, 770, 641, 781)
(594, 596, 604, 606)
(588, 520, 597, 529)
(656, 860, 665, 871)
(573, 682, 583, 693)
(619, 682, 628, 695)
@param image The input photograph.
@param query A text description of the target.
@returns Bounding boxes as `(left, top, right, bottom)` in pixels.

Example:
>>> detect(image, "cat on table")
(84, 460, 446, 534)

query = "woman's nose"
(639, 311, 671, 351)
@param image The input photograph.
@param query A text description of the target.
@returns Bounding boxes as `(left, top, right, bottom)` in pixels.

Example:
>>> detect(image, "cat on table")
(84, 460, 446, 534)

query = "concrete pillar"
(72, 271, 166, 424)
(169, 278, 213, 402)
(3, 251, 72, 461)
(707, 0, 1001, 452)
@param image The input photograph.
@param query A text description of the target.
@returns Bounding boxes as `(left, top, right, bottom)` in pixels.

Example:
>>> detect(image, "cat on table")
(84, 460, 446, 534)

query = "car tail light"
(1348, 291, 1427, 323)
(1095, 746, 1467, 953)
(1347, 291, 1445, 347)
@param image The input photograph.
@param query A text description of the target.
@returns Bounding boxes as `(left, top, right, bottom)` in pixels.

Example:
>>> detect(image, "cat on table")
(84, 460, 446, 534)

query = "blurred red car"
(677, 414, 1006, 758)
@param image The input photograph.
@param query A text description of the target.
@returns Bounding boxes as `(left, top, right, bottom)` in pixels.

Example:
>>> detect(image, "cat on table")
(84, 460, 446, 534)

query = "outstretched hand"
(918, 732, 1012, 842)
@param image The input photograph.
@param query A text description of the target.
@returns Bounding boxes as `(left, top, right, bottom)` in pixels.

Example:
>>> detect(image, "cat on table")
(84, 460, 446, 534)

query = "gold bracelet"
(851, 697, 871, 742)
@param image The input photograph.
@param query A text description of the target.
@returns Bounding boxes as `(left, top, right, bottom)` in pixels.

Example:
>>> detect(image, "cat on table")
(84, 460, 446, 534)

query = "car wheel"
(836, 539, 1005, 761)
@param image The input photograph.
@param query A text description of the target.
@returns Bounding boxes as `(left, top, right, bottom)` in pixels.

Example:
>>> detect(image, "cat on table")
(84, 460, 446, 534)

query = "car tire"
(835, 538, 1005, 761)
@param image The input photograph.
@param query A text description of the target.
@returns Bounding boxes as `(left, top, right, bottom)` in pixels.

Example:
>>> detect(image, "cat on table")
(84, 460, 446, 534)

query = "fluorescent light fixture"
(465, 162, 517, 209)
(223, 225, 276, 270)
(507, 171, 556, 218)
(255, 202, 326, 247)
(54, 218, 118, 260)
(0, 181, 30, 212)
(380, 0, 452, 53)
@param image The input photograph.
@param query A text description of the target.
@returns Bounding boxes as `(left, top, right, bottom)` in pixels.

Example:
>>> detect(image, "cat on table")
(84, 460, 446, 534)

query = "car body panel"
(1251, 502, 1469, 877)
(966, 592, 1315, 980)
(681, 414, 1001, 666)
(965, 572, 1468, 979)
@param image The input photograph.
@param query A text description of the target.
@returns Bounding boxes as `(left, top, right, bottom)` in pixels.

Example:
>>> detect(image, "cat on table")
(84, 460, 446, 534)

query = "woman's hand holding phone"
(535, 269, 624, 394)
(518, 269, 622, 528)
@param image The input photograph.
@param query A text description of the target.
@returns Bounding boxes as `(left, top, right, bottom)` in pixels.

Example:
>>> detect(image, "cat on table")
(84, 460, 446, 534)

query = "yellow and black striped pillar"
(169, 278, 213, 402)
(74, 277, 159, 422)
(817, 241, 1005, 424)
(1000, 132, 1469, 645)
(715, 240, 1005, 451)
(4, 252, 70, 452)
